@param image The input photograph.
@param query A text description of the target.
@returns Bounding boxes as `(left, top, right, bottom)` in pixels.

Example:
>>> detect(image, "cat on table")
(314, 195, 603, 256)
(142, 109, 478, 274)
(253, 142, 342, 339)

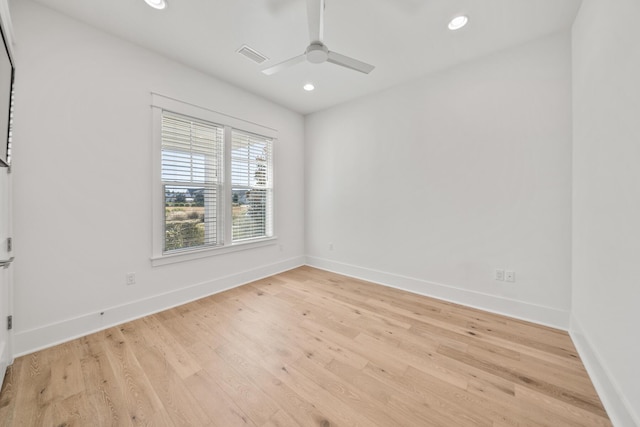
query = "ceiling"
(30, 0, 582, 115)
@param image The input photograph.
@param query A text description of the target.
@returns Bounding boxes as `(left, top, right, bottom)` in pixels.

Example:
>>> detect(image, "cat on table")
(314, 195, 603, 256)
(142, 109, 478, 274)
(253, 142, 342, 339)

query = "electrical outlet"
(505, 271, 515, 282)
(329, 242, 334, 251)
(126, 272, 136, 286)
(495, 269, 505, 281)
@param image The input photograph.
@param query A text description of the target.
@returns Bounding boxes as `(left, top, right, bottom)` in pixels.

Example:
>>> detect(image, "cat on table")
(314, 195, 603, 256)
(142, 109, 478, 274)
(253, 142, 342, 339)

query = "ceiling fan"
(262, 0, 375, 75)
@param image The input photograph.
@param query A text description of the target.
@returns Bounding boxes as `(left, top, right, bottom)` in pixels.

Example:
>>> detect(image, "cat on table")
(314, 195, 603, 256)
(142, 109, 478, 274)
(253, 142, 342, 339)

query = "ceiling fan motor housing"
(306, 42, 329, 64)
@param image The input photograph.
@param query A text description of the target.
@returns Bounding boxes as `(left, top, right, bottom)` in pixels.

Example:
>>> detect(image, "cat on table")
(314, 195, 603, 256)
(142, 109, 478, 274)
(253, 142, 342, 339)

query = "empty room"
(0, 0, 638, 425)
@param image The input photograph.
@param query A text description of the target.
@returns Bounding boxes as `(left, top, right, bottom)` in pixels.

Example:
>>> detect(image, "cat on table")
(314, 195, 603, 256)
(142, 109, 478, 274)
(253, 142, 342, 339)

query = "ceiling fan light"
(144, 0, 167, 10)
(448, 15, 468, 31)
(303, 83, 315, 91)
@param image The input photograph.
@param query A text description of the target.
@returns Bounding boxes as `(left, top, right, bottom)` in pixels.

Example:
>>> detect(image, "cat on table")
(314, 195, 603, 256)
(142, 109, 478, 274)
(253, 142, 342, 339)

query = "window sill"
(151, 236, 278, 267)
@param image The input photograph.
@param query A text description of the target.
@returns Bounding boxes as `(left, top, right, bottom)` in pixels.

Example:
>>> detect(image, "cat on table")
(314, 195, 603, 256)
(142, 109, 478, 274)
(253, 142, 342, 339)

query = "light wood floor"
(0, 266, 611, 426)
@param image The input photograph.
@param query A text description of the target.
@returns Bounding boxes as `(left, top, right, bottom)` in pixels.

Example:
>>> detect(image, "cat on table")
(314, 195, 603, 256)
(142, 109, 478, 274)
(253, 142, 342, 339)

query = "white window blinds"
(161, 112, 223, 252)
(231, 130, 273, 242)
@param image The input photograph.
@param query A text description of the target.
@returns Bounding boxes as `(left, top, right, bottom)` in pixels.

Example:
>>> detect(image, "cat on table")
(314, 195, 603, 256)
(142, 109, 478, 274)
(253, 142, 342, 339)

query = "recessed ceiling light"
(448, 15, 468, 31)
(303, 83, 315, 91)
(144, 0, 167, 10)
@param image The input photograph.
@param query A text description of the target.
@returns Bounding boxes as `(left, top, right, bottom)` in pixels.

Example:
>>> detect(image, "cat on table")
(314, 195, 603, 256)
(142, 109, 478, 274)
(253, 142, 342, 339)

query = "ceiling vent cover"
(236, 45, 268, 64)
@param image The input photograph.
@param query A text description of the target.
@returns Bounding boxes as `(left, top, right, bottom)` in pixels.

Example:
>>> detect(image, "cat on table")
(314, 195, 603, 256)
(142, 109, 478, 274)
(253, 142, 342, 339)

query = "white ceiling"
(31, 0, 582, 115)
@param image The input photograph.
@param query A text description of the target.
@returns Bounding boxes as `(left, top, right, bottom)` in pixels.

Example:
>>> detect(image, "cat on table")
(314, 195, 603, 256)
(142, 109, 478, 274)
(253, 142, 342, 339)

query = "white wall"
(305, 32, 573, 328)
(571, 0, 640, 425)
(10, 0, 305, 355)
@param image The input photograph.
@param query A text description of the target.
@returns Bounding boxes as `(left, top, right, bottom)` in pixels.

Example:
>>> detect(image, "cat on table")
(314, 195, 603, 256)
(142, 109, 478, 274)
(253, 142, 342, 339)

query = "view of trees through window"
(164, 185, 208, 251)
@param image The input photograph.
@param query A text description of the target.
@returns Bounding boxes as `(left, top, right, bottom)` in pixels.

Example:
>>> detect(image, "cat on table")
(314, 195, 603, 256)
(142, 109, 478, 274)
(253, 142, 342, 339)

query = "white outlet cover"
(126, 272, 136, 285)
(495, 269, 505, 281)
(506, 271, 515, 282)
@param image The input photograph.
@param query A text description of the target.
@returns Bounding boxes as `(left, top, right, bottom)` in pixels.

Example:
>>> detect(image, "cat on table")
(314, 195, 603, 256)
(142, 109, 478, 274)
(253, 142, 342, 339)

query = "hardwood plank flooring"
(0, 266, 612, 426)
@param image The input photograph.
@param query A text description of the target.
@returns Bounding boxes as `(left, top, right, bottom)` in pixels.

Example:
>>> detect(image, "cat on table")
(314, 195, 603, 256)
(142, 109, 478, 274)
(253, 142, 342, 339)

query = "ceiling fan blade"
(327, 51, 375, 74)
(261, 54, 306, 75)
(307, 0, 324, 43)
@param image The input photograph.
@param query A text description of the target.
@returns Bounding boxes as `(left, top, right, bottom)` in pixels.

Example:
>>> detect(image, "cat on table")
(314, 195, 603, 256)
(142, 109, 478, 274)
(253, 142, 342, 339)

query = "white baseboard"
(570, 316, 639, 427)
(306, 256, 570, 330)
(13, 256, 305, 357)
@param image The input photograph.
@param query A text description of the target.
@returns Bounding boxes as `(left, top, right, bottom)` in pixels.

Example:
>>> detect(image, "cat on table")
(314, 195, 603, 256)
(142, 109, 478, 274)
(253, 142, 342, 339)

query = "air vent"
(236, 45, 268, 64)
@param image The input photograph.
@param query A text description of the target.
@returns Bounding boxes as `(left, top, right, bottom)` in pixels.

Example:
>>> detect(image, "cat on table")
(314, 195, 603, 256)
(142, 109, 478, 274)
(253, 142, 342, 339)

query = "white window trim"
(150, 93, 277, 267)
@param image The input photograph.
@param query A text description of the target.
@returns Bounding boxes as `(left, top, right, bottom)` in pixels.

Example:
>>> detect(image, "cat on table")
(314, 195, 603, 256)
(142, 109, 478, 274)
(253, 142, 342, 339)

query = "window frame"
(151, 94, 277, 266)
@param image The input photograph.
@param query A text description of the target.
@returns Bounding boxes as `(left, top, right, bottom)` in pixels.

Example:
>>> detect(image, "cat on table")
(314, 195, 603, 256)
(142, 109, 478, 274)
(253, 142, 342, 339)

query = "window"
(151, 94, 276, 265)
(231, 130, 273, 242)
(162, 112, 224, 252)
